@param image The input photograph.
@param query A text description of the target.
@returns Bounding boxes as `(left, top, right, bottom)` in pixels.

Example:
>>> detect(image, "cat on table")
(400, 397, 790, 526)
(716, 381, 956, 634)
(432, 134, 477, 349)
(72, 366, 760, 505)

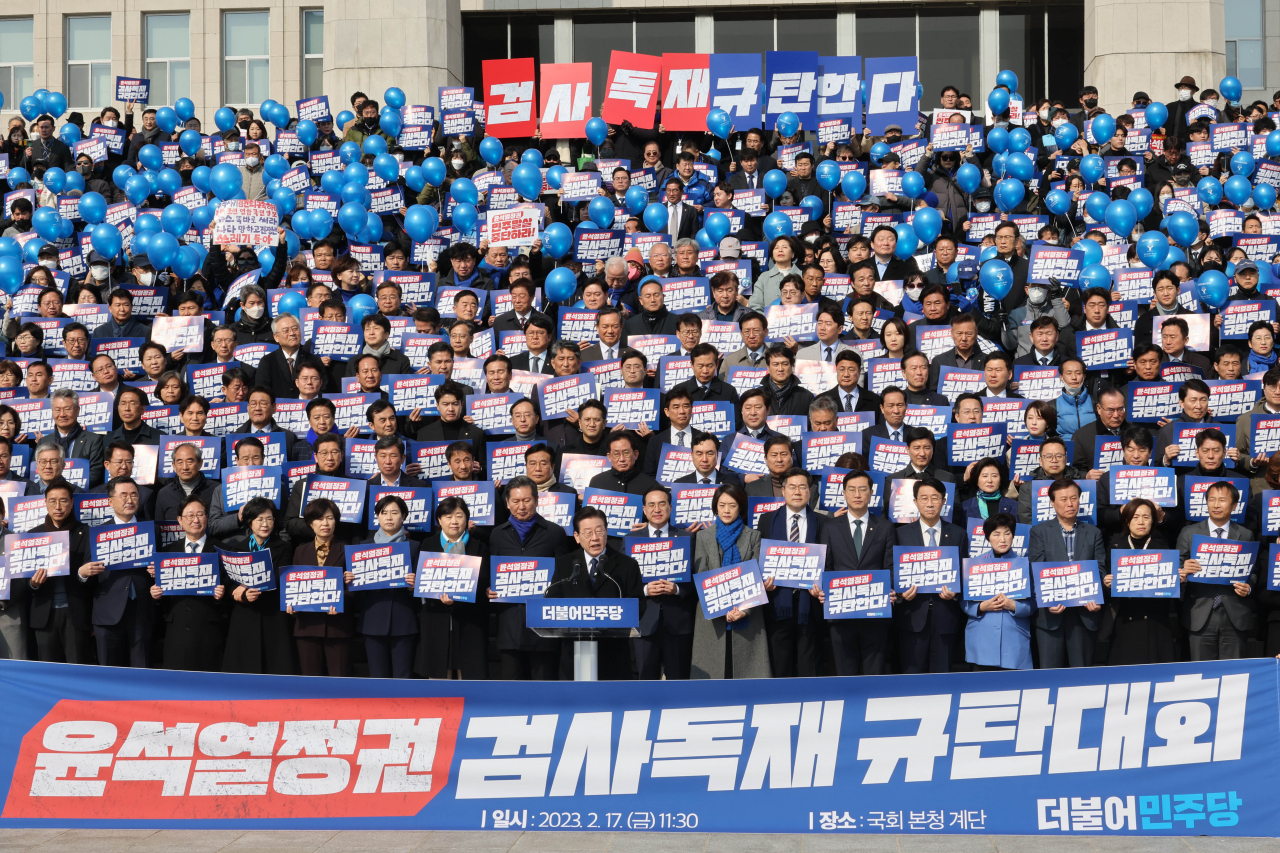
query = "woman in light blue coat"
(961, 512, 1035, 670)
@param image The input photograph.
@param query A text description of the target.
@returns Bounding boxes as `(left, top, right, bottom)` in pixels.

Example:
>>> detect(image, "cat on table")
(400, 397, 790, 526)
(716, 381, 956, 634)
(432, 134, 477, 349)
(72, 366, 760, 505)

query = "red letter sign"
(600, 51, 663, 129)
(482, 58, 537, 138)
(660, 54, 711, 132)
(538, 62, 592, 139)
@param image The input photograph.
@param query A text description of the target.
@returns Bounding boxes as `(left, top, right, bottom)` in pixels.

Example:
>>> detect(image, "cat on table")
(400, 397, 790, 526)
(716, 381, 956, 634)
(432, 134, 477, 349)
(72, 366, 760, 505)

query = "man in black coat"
(366, 435, 431, 488)
(490, 280, 550, 338)
(893, 477, 969, 673)
(589, 432, 662, 497)
(818, 351, 882, 414)
(674, 432, 742, 488)
(629, 485, 698, 679)
(657, 176, 699, 240)
(154, 494, 229, 672)
(756, 468, 826, 677)
(761, 345, 815, 418)
(344, 314, 415, 377)
(869, 225, 920, 281)
(87, 476, 155, 667)
(671, 343, 742, 419)
(24, 479, 95, 663)
(154, 443, 220, 523)
(416, 381, 488, 473)
(486, 476, 570, 680)
(623, 277, 681, 337)
(544, 506, 647, 680)
(253, 312, 313, 400)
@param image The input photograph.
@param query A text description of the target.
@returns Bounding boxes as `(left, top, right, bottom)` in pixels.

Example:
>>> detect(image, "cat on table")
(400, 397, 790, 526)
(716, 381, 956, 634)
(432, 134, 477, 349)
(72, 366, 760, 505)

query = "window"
(461, 16, 553, 93)
(145, 14, 190, 106)
(66, 16, 112, 110)
(636, 17, 694, 56)
(918, 12, 980, 108)
(1226, 0, 1263, 89)
(1000, 10, 1046, 103)
(855, 15, 915, 59)
(574, 17, 633, 112)
(0, 18, 34, 111)
(776, 13, 836, 56)
(302, 10, 323, 99)
(224, 11, 270, 107)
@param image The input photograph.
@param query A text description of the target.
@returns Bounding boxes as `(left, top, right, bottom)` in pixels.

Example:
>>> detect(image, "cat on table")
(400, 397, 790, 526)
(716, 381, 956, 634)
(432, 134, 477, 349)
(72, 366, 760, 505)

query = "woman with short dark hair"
(222, 496, 296, 674)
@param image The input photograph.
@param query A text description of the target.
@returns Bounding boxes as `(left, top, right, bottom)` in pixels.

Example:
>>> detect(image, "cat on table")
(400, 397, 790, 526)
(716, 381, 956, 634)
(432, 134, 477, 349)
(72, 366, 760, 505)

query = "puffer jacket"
(914, 151, 984, 229)
(1055, 386, 1096, 441)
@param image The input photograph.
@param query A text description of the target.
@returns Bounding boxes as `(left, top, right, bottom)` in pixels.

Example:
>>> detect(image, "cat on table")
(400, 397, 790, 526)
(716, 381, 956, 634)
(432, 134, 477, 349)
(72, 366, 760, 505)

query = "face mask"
(905, 286, 923, 302)
(225, 141, 240, 152)
(77, 164, 91, 176)
(90, 266, 110, 282)
(244, 157, 260, 168)
(451, 159, 465, 170)
(804, 234, 819, 244)
(1027, 287, 1048, 305)
(39, 259, 56, 270)
(1083, 98, 1098, 109)
(136, 271, 154, 286)
(974, 201, 991, 213)
(627, 266, 640, 281)
(393, 153, 403, 162)
(179, 170, 192, 183)
(238, 120, 251, 130)
(244, 305, 265, 320)
(885, 135, 901, 144)
(1039, 109, 1051, 121)
(1179, 89, 1193, 102)
(1051, 119, 1067, 128)
(101, 119, 117, 128)
(1202, 260, 1224, 273)
(362, 118, 378, 130)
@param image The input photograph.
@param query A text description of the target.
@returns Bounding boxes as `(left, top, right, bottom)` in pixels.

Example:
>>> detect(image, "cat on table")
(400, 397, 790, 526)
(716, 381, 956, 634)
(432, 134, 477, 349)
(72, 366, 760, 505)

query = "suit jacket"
(492, 309, 552, 339)
(27, 519, 93, 632)
(351, 534, 421, 636)
(91, 517, 155, 628)
(367, 472, 431, 488)
(290, 538, 356, 637)
(157, 537, 230, 662)
(623, 309, 680, 338)
(821, 511, 896, 574)
(758, 506, 824, 622)
(629, 523, 698, 636)
(1027, 518, 1108, 630)
(580, 341, 628, 364)
(415, 420, 488, 472)
(874, 256, 919, 282)
(926, 348, 988, 393)
(1177, 520, 1257, 632)
(718, 346, 768, 380)
(255, 345, 312, 401)
(42, 427, 106, 488)
(887, 464, 956, 485)
(796, 341, 853, 364)
(675, 468, 742, 487)
(509, 350, 556, 375)
(892, 519, 969, 633)
(489, 515, 570, 651)
(818, 384, 881, 415)
(659, 203, 699, 240)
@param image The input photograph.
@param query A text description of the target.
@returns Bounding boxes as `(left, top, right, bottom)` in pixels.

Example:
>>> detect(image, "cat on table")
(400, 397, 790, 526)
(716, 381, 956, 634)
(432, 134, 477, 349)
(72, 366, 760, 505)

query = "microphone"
(545, 560, 581, 594)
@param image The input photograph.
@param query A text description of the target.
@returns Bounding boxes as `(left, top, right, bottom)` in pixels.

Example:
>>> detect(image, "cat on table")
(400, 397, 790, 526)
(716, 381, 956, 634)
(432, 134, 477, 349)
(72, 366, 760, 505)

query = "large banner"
(0, 659, 1274, 835)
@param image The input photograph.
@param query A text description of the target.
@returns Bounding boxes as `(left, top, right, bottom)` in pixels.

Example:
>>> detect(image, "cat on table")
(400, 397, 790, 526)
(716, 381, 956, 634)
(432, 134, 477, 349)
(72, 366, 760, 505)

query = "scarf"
(765, 374, 801, 410)
(453, 269, 480, 289)
(510, 514, 537, 543)
(362, 340, 391, 360)
(374, 527, 408, 544)
(535, 474, 558, 493)
(440, 531, 469, 554)
(715, 515, 746, 628)
(1250, 348, 1277, 374)
(249, 534, 267, 551)
(977, 490, 1001, 519)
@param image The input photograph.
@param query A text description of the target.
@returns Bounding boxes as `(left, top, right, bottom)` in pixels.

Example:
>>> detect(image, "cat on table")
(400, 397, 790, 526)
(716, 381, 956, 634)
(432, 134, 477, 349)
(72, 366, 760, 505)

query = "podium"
(527, 598, 640, 681)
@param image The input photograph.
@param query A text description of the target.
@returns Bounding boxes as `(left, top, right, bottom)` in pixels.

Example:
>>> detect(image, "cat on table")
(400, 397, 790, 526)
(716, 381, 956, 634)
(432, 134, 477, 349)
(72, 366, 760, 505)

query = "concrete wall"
(322, 0, 464, 106)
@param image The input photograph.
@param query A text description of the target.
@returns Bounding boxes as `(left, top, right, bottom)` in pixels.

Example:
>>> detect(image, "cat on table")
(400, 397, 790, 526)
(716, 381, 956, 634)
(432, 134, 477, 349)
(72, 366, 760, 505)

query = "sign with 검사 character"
(115, 77, 150, 102)
(1076, 328, 1133, 370)
(218, 548, 275, 591)
(1110, 549, 1180, 598)
(1220, 300, 1276, 339)
(295, 96, 331, 122)
(823, 570, 892, 619)
(157, 553, 219, 596)
(1189, 535, 1258, 584)
(4, 531, 70, 579)
(962, 555, 1030, 600)
(668, 483, 716, 527)
(1032, 560, 1104, 607)
(281, 565, 343, 612)
(1208, 380, 1262, 422)
(345, 541, 413, 591)
(540, 373, 596, 421)
(434, 481, 495, 526)
(221, 466, 283, 512)
(211, 200, 279, 247)
(765, 304, 819, 343)
(603, 388, 659, 430)
(625, 536, 692, 584)
(583, 488, 644, 537)
(491, 557, 554, 601)
(946, 423, 1006, 466)
(695, 559, 769, 620)
(759, 539, 826, 590)
(415, 553, 481, 603)
(892, 545, 960, 594)
(91, 522, 157, 572)
(1126, 381, 1179, 423)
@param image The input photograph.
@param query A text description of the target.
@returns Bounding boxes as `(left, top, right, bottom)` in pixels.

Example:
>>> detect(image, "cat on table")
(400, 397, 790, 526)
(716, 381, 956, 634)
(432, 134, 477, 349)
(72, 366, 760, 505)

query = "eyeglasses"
(180, 512, 207, 521)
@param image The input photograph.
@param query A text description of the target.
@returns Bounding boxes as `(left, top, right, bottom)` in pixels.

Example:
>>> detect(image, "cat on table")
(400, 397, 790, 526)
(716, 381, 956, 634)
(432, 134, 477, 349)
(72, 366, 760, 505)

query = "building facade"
(0, 0, 1257, 129)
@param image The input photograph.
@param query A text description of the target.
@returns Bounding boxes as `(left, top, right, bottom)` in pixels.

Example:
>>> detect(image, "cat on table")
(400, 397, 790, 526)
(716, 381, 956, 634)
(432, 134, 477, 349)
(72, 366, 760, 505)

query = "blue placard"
(574, 229, 625, 264)
(1028, 245, 1085, 285)
(583, 488, 644, 537)
(90, 337, 146, 372)
(157, 436, 222, 479)
(1221, 300, 1277, 339)
(946, 423, 1006, 466)
(156, 553, 219, 596)
(187, 361, 241, 400)
(1032, 560, 1104, 608)
(468, 392, 518, 435)
(967, 521, 1031, 559)
(668, 482, 717, 528)
(694, 559, 769, 620)
(345, 540, 413, 591)
(218, 548, 276, 591)
(1127, 381, 1179, 423)
(625, 536, 692, 584)
(221, 466, 283, 511)
(525, 597, 640, 629)
(90, 521, 156, 572)
(1189, 534, 1258, 584)
(962, 555, 1031, 600)
(864, 57, 918, 135)
(1250, 413, 1280, 460)
(759, 539, 826, 590)
(540, 373, 596, 421)
(115, 76, 150, 102)
(310, 322, 362, 359)
(603, 388, 660, 430)
(1211, 122, 1250, 151)
(1109, 466, 1178, 507)
(490, 556, 555, 601)
(414, 552, 481, 603)
(868, 437, 910, 476)
(296, 95, 332, 122)
(764, 51, 819, 128)
(662, 277, 712, 314)
(823, 570, 891, 619)
(1111, 549, 1181, 598)
(300, 474, 367, 524)
(690, 400, 736, 438)
(386, 374, 444, 417)
(367, 486, 434, 532)
(1267, 543, 1280, 590)
(1207, 380, 1262, 423)
(1184, 476, 1250, 522)
(892, 545, 961, 594)
(226, 432, 288, 469)
(433, 480, 495, 526)
(1076, 327, 1133, 370)
(1172, 424, 1237, 467)
(556, 307, 599, 343)
(281, 565, 344, 612)
(765, 303, 819, 343)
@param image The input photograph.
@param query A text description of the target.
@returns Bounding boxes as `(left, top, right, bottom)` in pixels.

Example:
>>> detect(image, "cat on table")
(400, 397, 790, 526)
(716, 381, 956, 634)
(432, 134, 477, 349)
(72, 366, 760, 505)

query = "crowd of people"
(0, 67, 1279, 682)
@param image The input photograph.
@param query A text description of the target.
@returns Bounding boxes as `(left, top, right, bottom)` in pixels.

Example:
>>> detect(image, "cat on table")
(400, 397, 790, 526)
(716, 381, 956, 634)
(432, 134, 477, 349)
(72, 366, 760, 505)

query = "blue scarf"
(510, 514, 537, 543)
(715, 516, 746, 628)
(454, 269, 480, 289)
(1250, 348, 1278, 374)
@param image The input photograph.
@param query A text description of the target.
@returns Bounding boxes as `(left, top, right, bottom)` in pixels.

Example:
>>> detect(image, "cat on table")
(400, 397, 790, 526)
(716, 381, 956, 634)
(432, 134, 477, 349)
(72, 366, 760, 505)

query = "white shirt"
(113, 513, 137, 525)
(847, 509, 870, 540)
(582, 548, 604, 580)
(988, 387, 1007, 397)
(918, 519, 942, 546)
(600, 344, 617, 361)
(528, 351, 546, 373)
(1210, 522, 1230, 538)
(887, 424, 905, 442)
(785, 508, 807, 542)
(648, 524, 669, 538)
(183, 535, 207, 553)
(670, 426, 691, 447)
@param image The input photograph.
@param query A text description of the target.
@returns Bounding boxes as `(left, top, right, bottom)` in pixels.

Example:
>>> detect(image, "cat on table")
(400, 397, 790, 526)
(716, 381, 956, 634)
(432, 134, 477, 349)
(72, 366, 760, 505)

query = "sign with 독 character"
(281, 565, 344, 612)
(1220, 300, 1276, 339)
(3, 531, 70, 579)
(892, 545, 960, 594)
(822, 569, 892, 620)
(218, 548, 276, 592)
(759, 539, 826, 590)
(90, 522, 156, 572)
(156, 553, 219, 596)
(1013, 366, 1061, 402)
(694, 559, 769, 620)
(415, 553, 481, 603)
(625, 536, 692, 584)
(1032, 560, 1104, 608)
(1076, 328, 1133, 370)
(1126, 381, 1179, 423)
(367, 487, 434, 532)
(962, 555, 1030, 600)
(1189, 535, 1259, 584)
(1109, 466, 1178, 507)
(1110, 549, 1181, 598)
(490, 556, 554, 601)
(345, 541, 413, 591)
(946, 423, 1006, 466)
(115, 76, 149, 102)
(583, 488, 644, 537)
(434, 481, 495, 527)
(299, 474, 366, 524)
(1028, 245, 1084, 285)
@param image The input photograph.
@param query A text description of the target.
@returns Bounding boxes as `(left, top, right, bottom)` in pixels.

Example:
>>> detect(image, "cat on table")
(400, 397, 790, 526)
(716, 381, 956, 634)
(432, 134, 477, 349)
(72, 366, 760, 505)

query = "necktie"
(669, 205, 679, 237)
(927, 528, 937, 548)
(519, 316, 528, 331)
(651, 528, 662, 538)
(187, 541, 197, 554)
(701, 477, 711, 484)
(677, 430, 686, 447)
(844, 393, 854, 412)
(790, 514, 800, 543)
(824, 346, 833, 363)
(749, 352, 760, 366)
(589, 557, 599, 582)
(605, 347, 613, 360)
(532, 355, 541, 373)
(1212, 529, 1224, 608)
(1040, 357, 1050, 366)
(891, 430, 900, 442)
(747, 174, 755, 189)
(701, 385, 711, 400)
(852, 518, 863, 556)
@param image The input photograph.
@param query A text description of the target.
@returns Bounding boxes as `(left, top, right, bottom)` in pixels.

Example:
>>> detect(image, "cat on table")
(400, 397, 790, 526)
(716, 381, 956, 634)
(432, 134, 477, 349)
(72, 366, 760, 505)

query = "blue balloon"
(706, 108, 732, 140)
(1077, 238, 1103, 266)
(816, 160, 841, 192)
(191, 205, 215, 232)
(90, 223, 122, 259)
(1129, 187, 1154, 220)
(58, 123, 81, 146)
(1166, 211, 1199, 247)
(1054, 122, 1080, 150)
(191, 166, 210, 194)
(362, 135, 388, 157)
(893, 223, 918, 260)
(148, 232, 179, 269)
(111, 164, 136, 191)
(422, 158, 447, 188)
(160, 204, 191, 238)
(209, 163, 243, 200)
(404, 205, 440, 243)
(841, 170, 867, 201)
(900, 171, 925, 200)
(1224, 175, 1253, 206)
(361, 211, 383, 244)
(135, 214, 162, 235)
(450, 177, 479, 206)
(290, 209, 313, 240)
(41, 91, 65, 119)
(43, 167, 66, 195)
(321, 170, 346, 195)
(1104, 199, 1137, 238)
(987, 88, 1010, 116)
(1232, 151, 1256, 177)
(155, 107, 179, 134)
(373, 153, 400, 184)
(138, 144, 163, 172)
(310, 209, 334, 240)
(980, 259, 1014, 300)
(997, 69, 1019, 92)
(1136, 231, 1170, 268)
(1220, 76, 1243, 104)
(543, 222, 573, 259)
(585, 118, 609, 146)
(544, 267, 578, 302)
(18, 97, 40, 122)
(379, 108, 402, 138)
(156, 169, 182, 198)
(0, 255, 23, 294)
(335, 111, 355, 132)
(1197, 177, 1223, 206)
(511, 163, 542, 200)
(20, 237, 45, 264)
(799, 195, 824, 221)
(1264, 133, 1280, 161)
(1008, 128, 1032, 152)
(705, 212, 732, 244)
(1005, 152, 1034, 182)
(295, 120, 318, 147)
(545, 165, 567, 190)
(1090, 113, 1116, 146)
(1045, 189, 1072, 216)
(521, 149, 544, 168)
(1143, 102, 1168, 131)
(272, 186, 297, 216)
(338, 141, 361, 166)
(478, 137, 504, 166)
(168, 244, 199, 279)
(79, 191, 107, 224)
(0, 238, 19, 262)
(1084, 191, 1109, 223)
(623, 186, 649, 216)
(695, 228, 715, 250)
(177, 129, 202, 157)
(263, 154, 288, 181)
(642, 204, 668, 234)
(1079, 155, 1105, 185)
(32, 208, 61, 242)
(912, 207, 943, 244)
(403, 166, 425, 193)
(1255, 182, 1278, 211)
(995, 178, 1025, 213)
(337, 202, 367, 236)
(1079, 263, 1112, 290)
(276, 290, 307, 320)
(762, 169, 788, 199)
(214, 107, 236, 133)
(955, 163, 982, 195)
(588, 196, 616, 229)
(1195, 269, 1231, 309)
(776, 112, 800, 137)
(986, 127, 1010, 155)
(343, 163, 369, 188)
(384, 87, 406, 109)
(869, 143, 890, 165)
(990, 153, 1008, 179)
(348, 294, 377, 328)
(452, 203, 478, 234)
(762, 211, 793, 240)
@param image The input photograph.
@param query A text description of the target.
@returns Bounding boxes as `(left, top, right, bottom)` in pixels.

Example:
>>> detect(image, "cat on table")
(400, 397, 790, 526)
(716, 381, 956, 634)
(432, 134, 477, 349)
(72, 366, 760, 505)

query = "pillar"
(322, 0, 464, 105)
